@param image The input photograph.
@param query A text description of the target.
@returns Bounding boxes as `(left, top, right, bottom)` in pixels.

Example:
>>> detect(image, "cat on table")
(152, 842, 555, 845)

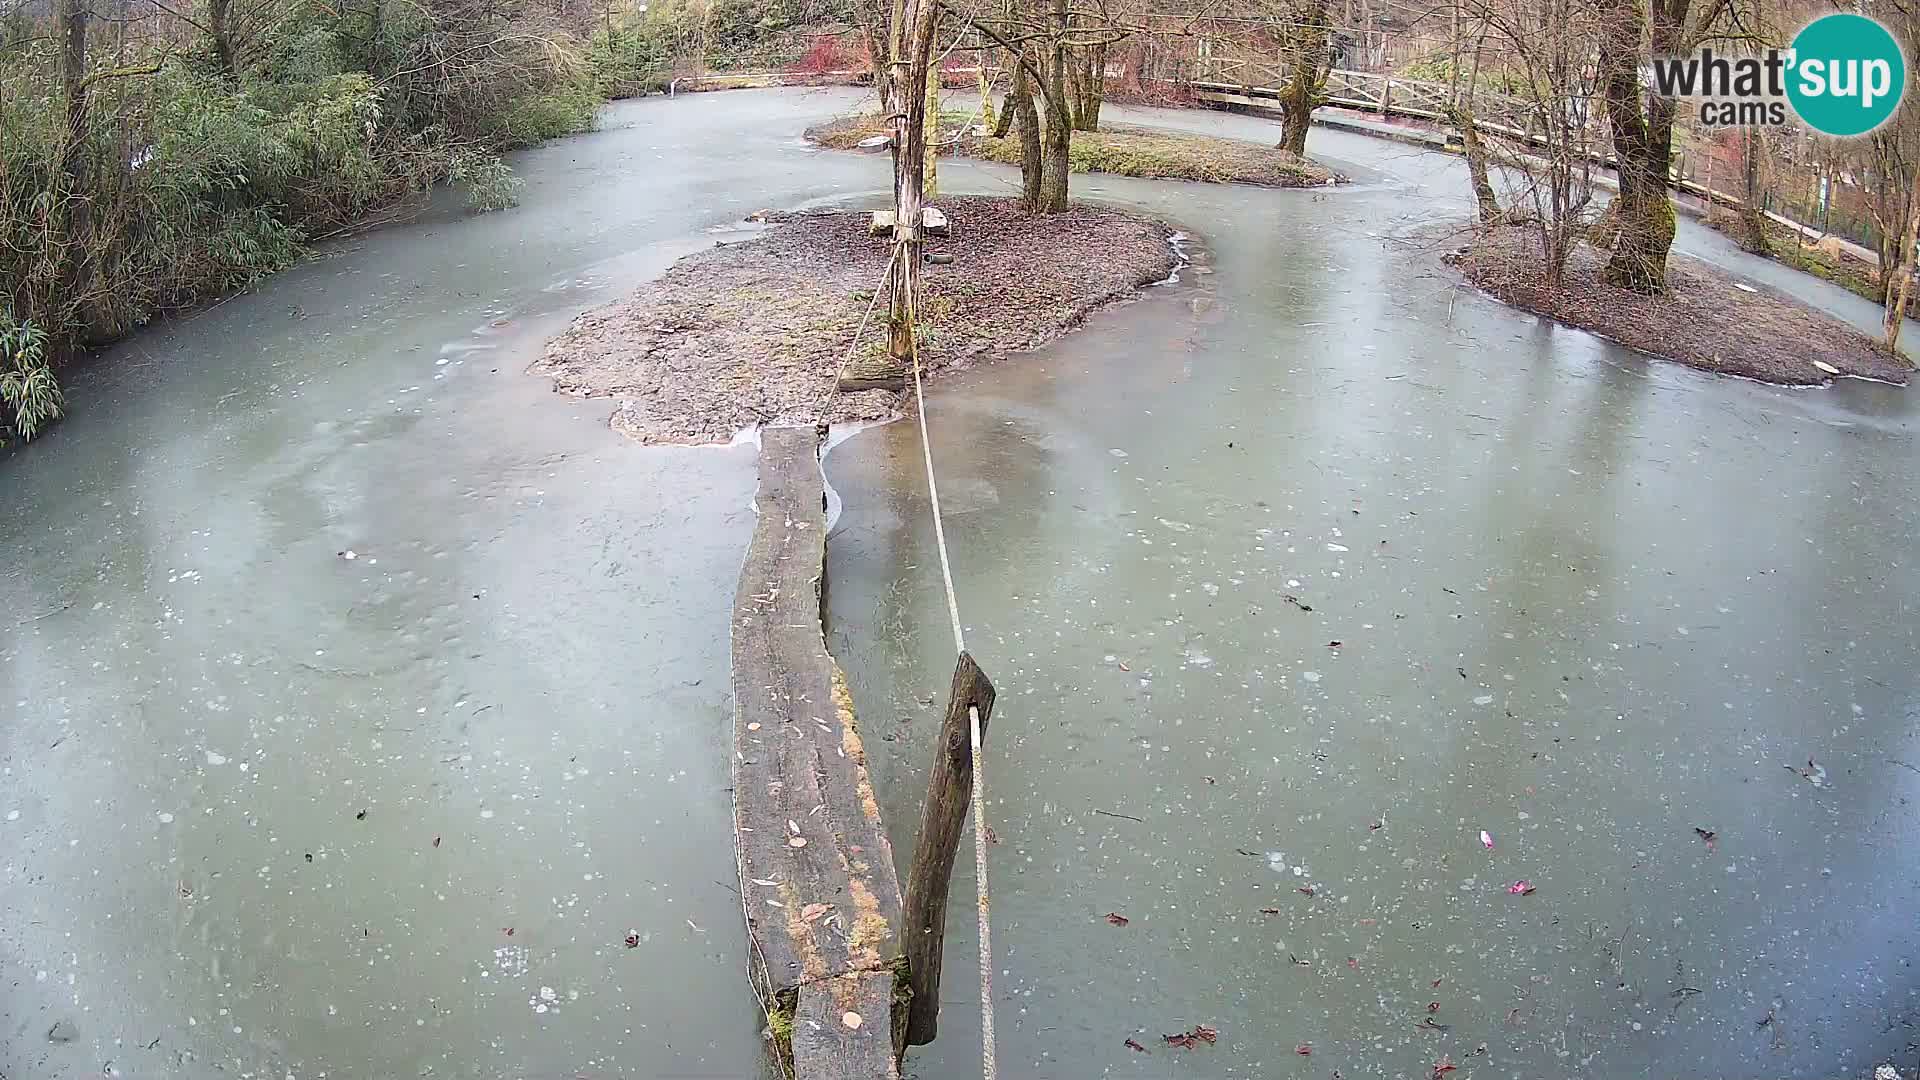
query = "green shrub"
(591, 26, 670, 98)
(449, 150, 523, 211)
(486, 81, 600, 148)
(0, 316, 61, 442)
(1, 0, 610, 443)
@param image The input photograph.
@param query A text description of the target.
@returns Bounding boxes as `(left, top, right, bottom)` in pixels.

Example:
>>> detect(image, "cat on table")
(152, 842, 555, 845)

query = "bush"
(0, 316, 61, 443)
(592, 26, 671, 98)
(1, 0, 612, 442)
(485, 81, 600, 148)
(449, 150, 523, 211)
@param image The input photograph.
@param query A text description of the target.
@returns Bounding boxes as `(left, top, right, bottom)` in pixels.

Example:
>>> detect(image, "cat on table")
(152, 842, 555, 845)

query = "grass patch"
(806, 113, 1345, 188)
(1704, 212, 1892, 307)
(765, 987, 797, 1075)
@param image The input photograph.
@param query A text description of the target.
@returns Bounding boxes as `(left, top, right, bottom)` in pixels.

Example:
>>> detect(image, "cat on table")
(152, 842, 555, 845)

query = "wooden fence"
(1188, 54, 1755, 211)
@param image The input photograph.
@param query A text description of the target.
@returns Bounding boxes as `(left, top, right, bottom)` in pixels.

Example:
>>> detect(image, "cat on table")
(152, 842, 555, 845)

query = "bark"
(923, 67, 939, 200)
(1739, 128, 1769, 257)
(1034, 0, 1071, 214)
(1277, 78, 1314, 157)
(976, 63, 996, 132)
(881, 0, 939, 374)
(1885, 200, 1920, 349)
(58, 0, 87, 176)
(864, 21, 891, 115)
(1598, 0, 1687, 292)
(1452, 107, 1500, 224)
(994, 55, 1022, 139)
(1885, 263, 1911, 349)
(209, 0, 236, 75)
(899, 652, 995, 1047)
(1009, 52, 1042, 207)
(1276, 0, 1331, 158)
(1070, 41, 1104, 131)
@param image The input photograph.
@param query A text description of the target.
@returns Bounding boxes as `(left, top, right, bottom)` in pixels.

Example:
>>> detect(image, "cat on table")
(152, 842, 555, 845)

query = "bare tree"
(1462, 0, 1605, 285)
(1444, 8, 1500, 224)
(878, 0, 940, 373)
(854, 0, 892, 112)
(1736, 127, 1770, 256)
(1269, 0, 1334, 156)
(1594, 0, 1755, 292)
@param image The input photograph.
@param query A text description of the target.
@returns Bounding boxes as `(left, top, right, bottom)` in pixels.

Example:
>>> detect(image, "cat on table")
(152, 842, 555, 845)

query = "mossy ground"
(806, 113, 1345, 188)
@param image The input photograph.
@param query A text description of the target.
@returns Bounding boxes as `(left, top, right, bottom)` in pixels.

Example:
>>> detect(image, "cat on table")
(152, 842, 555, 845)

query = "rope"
(827, 222, 996, 1076)
(830, 244, 904, 395)
(904, 250, 997, 1080)
(907, 324, 967, 657)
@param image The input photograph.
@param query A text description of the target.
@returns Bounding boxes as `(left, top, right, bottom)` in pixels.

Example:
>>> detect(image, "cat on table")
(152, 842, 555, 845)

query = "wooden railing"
(1191, 54, 1572, 147)
(1186, 56, 1789, 208)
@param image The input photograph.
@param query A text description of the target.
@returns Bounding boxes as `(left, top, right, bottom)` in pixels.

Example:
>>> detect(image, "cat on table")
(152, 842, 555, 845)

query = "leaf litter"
(1162, 1024, 1219, 1049)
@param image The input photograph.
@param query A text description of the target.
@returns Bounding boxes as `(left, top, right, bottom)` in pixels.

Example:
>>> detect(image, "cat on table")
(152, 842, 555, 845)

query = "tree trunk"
(1739, 128, 1769, 256)
(1276, 0, 1330, 158)
(1009, 52, 1042, 207)
(1885, 265, 1911, 349)
(1070, 41, 1104, 131)
(1884, 201, 1920, 350)
(1037, 94, 1069, 213)
(865, 22, 892, 115)
(923, 67, 940, 200)
(1064, 42, 1085, 127)
(1598, 0, 1684, 292)
(996, 52, 1024, 139)
(58, 0, 87, 175)
(1454, 107, 1500, 224)
(1278, 76, 1313, 157)
(209, 0, 237, 76)
(1034, 0, 1071, 214)
(976, 61, 996, 132)
(879, 0, 939, 378)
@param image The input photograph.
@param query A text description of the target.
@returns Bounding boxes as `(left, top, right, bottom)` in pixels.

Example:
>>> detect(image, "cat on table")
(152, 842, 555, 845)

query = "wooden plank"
(732, 426, 905, 1077)
(900, 652, 996, 1046)
(794, 971, 899, 1080)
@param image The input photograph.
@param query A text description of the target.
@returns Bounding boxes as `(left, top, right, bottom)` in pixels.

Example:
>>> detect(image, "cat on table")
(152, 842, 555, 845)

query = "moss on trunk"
(1604, 185, 1676, 292)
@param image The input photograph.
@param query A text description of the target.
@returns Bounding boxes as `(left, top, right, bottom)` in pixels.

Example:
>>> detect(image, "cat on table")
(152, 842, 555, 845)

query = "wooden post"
(1379, 75, 1393, 118)
(885, 0, 940, 379)
(900, 651, 996, 1046)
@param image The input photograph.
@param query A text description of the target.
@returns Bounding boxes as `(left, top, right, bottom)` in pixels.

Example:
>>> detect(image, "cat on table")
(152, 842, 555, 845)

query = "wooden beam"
(731, 426, 906, 1078)
(900, 651, 996, 1046)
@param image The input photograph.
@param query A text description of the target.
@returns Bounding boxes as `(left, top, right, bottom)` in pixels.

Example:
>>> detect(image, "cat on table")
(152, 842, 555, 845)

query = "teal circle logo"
(1787, 13, 1906, 137)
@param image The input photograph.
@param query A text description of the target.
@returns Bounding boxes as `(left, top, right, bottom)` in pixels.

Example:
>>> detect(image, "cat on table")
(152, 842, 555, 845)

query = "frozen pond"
(3, 83, 1915, 1079)
(826, 105, 1920, 1080)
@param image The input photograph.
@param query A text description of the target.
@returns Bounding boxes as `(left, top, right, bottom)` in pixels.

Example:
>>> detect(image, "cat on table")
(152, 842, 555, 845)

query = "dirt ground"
(1451, 225, 1913, 386)
(806, 114, 1345, 188)
(530, 196, 1178, 444)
